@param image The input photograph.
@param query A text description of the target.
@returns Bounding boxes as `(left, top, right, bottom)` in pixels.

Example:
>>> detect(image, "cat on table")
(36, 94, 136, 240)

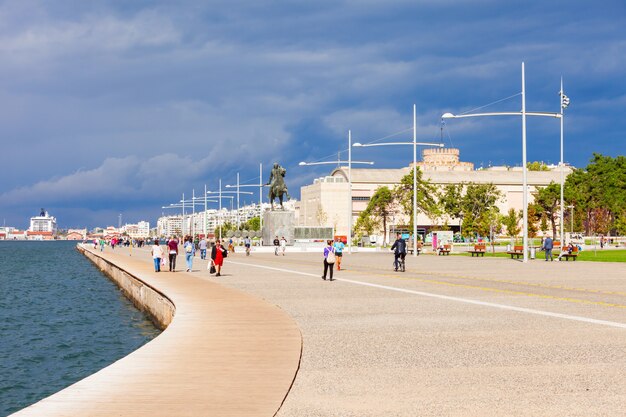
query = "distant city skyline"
(1, 1, 625, 229)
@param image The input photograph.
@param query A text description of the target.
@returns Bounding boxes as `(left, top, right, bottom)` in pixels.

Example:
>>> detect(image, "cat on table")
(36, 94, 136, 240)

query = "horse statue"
(266, 162, 291, 210)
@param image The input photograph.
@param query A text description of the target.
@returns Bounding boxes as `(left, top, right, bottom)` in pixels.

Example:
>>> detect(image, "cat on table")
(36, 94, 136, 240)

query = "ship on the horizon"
(28, 208, 57, 239)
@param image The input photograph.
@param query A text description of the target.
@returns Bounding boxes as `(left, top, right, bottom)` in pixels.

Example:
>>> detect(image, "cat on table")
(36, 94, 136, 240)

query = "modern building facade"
(299, 148, 572, 242)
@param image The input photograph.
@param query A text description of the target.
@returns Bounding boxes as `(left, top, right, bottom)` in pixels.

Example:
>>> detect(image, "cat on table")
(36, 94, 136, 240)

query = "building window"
(352, 196, 370, 201)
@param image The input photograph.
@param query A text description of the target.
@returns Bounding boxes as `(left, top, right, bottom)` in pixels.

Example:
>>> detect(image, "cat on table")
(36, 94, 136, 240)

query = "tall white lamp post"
(559, 79, 570, 246)
(225, 163, 265, 233)
(442, 63, 562, 262)
(299, 130, 374, 254)
(354, 104, 444, 257)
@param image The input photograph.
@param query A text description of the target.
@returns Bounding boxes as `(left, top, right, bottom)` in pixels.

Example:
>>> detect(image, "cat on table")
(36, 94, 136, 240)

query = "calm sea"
(0, 241, 160, 416)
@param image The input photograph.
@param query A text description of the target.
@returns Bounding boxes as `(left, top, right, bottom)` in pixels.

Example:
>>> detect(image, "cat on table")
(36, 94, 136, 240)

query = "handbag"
(326, 247, 336, 264)
(208, 260, 216, 274)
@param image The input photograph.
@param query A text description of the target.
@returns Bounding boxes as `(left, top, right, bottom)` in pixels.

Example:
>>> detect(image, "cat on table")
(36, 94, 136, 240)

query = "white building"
(157, 216, 183, 237)
(29, 209, 58, 235)
(123, 221, 150, 239)
(299, 148, 573, 241)
(156, 201, 297, 238)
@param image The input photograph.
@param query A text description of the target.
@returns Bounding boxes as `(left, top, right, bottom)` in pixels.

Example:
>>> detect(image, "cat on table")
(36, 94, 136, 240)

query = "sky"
(1, 0, 625, 229)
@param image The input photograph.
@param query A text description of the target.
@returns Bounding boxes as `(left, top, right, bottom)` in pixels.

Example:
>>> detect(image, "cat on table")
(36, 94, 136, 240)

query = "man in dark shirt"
(542, 235, 554, 261)
(391, 233, 407, 271)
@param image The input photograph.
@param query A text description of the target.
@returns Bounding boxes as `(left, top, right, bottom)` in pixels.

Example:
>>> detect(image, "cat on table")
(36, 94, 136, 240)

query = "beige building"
(299, 148, 572, 241)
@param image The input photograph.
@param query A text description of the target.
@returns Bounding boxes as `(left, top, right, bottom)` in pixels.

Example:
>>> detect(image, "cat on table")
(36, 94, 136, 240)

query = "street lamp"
(225, 163, 265, 233)
(299, 130, 374, 254)
(559, 79, 570, 250)
(442, 62, 562, 263)
(353, 104, 444, 257)
(223, 173, 257, 232)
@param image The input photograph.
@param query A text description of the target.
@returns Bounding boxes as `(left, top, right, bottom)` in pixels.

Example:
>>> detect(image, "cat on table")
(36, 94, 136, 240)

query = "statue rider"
(267, 162, 291, 209)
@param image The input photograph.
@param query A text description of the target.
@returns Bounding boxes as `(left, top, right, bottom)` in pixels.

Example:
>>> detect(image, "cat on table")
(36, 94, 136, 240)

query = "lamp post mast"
(259, 163, 263, 232)
(192, 189, 196, 237)
(219, 179, 222, 241)
(348, 129, 353, 254)
(182, 193, 185, 237)
(204, 184, 207, 238)
(522, 62, 529, 263)
(560, 77, 565, 246)
(413, 104, 418, 257)
(236, 172, 240, 231)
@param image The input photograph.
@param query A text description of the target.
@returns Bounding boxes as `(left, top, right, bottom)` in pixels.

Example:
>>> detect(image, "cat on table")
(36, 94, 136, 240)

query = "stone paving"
(19, 244, 624, 416)
(212, 249, 625, 417)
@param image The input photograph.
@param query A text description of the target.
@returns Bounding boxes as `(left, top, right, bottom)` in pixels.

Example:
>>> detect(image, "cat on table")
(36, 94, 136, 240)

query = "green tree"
(501, 208, 521, 241)
(243, 217, 260, 231)
(439, 183, 464, 224)
(354, 212, 375, 239)
(451, 183, 503, 238)
(527, 161, 550, 171)
(393, 167, 439, 229)
(364, 186, 395, 244)
(565, 154, 626, 235)
(532, 182, 561, 238)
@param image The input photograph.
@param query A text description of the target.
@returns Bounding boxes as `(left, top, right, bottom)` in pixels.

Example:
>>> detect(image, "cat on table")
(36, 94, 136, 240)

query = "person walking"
(183, 236, 195, 272)
(280, 236, 287, 256)
(199, 237, 207, 260)
(244, 235, 251, 256)
(322, 240, 336, 281)
(167, 236, 179, 271)
(211, 239, 227, 277)
(273, 236, 280, 255)
(99, 238, 105, 252)
(151, 239, 164, 272)
(333, 237, 345, 271)
(542, 235, 554, 261)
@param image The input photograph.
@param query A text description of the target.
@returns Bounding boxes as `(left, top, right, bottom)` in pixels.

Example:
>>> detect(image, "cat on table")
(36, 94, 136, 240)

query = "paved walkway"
(215, 250, 625, 417)
(12, 245, 302, 417)
(14, 245, 625, 416)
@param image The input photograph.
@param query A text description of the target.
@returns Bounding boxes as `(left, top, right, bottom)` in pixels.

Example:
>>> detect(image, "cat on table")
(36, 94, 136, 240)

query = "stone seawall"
(78, 246, 174, 329)
(11, 244, 302, 417)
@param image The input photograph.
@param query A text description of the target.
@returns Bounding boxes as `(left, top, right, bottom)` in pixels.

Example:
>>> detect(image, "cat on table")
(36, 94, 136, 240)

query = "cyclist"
(273, 236, 280, 256)
(391, 233, 407, 272)
(244, 235, 251, 256)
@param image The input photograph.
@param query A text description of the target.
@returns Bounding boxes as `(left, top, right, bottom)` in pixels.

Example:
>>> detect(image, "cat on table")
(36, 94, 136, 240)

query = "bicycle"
(393, 254, 406, 272)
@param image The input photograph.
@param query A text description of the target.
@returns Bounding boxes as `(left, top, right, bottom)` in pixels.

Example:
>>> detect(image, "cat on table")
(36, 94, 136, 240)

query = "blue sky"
(1, 0, 625, 229)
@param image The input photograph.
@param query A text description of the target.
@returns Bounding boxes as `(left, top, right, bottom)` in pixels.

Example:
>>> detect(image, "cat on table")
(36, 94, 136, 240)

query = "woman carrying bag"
(322, 240, 336, 281)
(210, 240, 227, 277)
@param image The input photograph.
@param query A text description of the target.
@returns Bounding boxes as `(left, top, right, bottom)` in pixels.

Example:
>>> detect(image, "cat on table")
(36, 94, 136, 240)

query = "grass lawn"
(576, 249, 626, 262)
(453, 248, 626, 262)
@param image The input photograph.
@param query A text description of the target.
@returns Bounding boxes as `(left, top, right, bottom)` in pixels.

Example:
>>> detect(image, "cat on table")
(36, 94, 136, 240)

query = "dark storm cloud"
(1, 0, 625, 227)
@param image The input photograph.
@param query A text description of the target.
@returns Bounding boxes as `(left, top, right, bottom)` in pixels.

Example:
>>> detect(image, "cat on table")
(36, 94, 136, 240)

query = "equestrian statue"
(266, 162, 291, 210)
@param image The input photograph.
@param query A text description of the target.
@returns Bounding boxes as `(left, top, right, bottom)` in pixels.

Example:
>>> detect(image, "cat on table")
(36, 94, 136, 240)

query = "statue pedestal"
(263, 211, 295, 245)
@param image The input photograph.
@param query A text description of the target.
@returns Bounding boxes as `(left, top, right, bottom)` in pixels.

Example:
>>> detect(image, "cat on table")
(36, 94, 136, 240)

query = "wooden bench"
(468, 244, 486, 257)
(437, 244, 451, 256)
(507, 245, 524, 259)
(407, 247, 422, 255)
(560, 248, 579, 261)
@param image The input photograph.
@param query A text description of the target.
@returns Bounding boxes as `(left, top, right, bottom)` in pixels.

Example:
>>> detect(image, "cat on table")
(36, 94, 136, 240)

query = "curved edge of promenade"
(10, 245, 303, 417)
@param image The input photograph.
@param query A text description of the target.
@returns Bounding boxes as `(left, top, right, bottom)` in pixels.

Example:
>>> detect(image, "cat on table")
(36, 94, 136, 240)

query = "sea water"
(0, 241, 160, 416)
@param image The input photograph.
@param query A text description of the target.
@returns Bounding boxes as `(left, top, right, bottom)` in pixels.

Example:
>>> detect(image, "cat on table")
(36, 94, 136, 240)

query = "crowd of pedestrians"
(146, 235, 228, 276)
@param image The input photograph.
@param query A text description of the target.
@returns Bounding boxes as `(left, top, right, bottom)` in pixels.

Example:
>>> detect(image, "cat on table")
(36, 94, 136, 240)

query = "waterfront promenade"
(12, 245, 626, 416)
(11, 244, 302, 417)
